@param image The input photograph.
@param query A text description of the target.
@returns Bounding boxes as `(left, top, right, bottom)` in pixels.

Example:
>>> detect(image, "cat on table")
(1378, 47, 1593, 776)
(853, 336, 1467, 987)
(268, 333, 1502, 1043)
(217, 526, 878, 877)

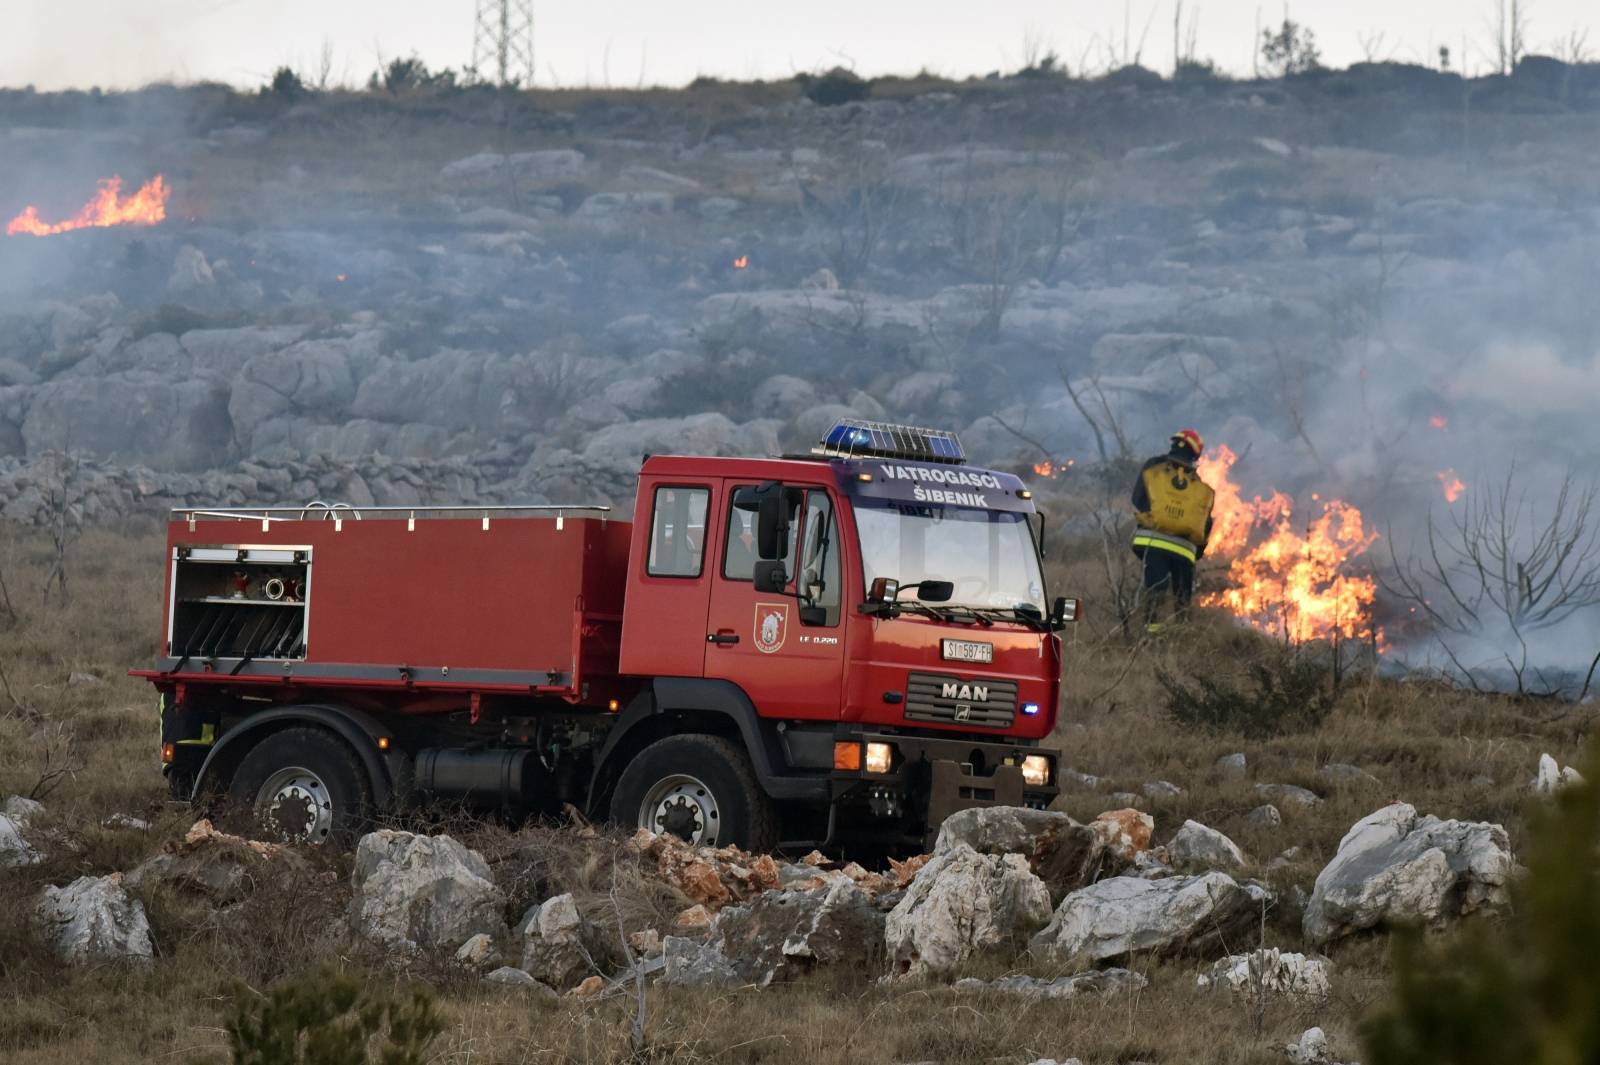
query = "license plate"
(941, 639, 993, 663)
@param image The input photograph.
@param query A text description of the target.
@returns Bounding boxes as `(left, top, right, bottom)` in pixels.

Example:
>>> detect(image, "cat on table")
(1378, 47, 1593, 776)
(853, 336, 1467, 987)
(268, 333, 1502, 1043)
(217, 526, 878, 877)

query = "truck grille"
(905, 672, 1017, 729)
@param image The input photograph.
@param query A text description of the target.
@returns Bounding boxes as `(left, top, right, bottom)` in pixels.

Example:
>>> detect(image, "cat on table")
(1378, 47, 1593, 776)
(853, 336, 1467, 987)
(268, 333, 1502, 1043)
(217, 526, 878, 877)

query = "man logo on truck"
(754, 603, 789, 654)
(941, 682, 989, 702)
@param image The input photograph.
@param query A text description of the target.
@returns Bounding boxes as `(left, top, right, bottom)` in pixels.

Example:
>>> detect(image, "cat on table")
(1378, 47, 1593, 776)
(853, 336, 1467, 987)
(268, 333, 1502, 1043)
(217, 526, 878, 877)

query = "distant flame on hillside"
(1032, 459, 1074, 477)
(1196, 444, 1381, 645)
(1437, 469, 1465, 503)
(6, 175, 170, 237)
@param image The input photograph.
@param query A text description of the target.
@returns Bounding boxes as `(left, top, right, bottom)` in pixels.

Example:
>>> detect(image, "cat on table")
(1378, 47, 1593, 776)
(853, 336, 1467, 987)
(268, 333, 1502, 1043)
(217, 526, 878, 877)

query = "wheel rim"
(254, 765, 334, 843)
(639, 773, 720, 845)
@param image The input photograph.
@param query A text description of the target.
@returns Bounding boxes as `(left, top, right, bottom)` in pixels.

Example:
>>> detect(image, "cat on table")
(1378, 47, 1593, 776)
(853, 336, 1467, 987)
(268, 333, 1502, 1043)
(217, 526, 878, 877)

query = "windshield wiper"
(858, 600, 985, 625)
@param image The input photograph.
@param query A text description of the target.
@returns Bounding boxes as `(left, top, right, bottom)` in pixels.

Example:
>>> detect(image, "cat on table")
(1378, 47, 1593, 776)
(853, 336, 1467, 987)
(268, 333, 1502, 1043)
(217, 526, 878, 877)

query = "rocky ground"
(0, 524, 1591, 1063)
(2, 63, 1600, 526)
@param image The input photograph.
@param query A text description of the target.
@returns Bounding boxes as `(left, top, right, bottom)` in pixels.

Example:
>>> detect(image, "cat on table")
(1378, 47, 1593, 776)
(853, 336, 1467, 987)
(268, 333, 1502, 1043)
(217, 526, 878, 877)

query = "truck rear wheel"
(610, 734, 777, 851)
(226, 726, 372, 845)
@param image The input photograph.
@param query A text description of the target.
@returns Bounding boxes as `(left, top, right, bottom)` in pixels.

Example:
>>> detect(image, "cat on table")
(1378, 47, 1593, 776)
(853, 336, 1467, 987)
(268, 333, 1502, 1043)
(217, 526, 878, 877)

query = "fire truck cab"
(137, 422, 1072, 852)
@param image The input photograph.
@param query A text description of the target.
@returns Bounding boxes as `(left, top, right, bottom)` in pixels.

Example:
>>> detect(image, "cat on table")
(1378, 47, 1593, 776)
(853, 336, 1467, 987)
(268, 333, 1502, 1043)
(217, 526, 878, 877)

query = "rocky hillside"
(2, 62, 1599, 523)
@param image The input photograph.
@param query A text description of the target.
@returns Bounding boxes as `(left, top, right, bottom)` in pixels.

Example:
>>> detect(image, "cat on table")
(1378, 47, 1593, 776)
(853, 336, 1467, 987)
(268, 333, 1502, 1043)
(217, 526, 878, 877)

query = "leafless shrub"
(797, 152, 902, 286)
(39, 451, 84, 606)
(27, 720, 80, 800)
(1384, 468, 1600, 695)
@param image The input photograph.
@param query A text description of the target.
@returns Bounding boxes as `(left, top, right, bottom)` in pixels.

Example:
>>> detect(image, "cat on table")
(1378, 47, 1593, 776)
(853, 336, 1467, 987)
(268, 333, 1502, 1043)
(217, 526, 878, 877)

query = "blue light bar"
(813, 420, 967, 465)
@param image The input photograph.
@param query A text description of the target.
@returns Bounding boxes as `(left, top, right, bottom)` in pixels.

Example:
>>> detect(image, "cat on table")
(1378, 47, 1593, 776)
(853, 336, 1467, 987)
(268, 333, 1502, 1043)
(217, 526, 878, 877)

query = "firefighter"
(1130, 429, 1214, 632)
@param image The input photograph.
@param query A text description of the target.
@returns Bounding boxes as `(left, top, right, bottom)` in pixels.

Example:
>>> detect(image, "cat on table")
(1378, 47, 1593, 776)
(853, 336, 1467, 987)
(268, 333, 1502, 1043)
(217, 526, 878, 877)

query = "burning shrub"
(1157, 638, 1341, 738)
(798, 67, 871, 106)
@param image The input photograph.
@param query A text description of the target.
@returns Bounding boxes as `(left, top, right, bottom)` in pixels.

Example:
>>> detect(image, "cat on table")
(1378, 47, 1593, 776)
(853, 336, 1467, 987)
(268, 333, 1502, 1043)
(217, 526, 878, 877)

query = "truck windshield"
(854, 502, 1045, 615)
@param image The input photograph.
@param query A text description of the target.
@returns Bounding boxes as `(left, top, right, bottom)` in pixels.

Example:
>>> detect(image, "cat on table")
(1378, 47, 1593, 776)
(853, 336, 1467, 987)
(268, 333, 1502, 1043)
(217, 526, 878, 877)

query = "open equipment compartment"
(168, 544, 310, 663)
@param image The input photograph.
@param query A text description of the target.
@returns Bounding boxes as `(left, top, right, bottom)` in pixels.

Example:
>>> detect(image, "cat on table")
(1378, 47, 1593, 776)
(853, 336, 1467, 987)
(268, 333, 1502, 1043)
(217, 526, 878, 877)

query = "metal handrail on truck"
(174, 502, 612, 531)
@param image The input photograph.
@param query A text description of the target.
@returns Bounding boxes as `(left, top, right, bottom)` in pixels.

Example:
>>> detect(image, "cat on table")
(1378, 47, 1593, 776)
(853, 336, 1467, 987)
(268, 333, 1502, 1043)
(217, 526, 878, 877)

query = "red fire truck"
(134, 422, 1074, 851)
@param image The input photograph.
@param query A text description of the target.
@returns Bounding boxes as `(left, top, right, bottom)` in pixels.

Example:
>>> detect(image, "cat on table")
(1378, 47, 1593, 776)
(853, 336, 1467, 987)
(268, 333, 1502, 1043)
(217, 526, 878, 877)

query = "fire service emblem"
(753, 603, 789, 654)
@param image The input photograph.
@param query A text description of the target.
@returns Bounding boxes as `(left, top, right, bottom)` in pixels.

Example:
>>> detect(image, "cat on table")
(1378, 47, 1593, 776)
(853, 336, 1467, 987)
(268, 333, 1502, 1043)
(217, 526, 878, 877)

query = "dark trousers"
(1139, 547, 1194, 624)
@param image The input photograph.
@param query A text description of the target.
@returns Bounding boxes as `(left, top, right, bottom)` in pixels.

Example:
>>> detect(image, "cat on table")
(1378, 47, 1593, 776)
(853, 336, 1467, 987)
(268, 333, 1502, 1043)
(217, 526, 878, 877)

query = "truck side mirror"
(867, 577, 899, 603)
(914, 580, 955, 603)
(1051, 596, 1079, 628)
(753, 560, 788, 593)
(753, 481, 792, 560)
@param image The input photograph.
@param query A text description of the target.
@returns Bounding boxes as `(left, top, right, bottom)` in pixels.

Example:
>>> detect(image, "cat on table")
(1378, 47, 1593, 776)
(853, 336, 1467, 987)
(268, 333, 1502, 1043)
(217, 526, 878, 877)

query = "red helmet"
(1171, 429, 1204, 456)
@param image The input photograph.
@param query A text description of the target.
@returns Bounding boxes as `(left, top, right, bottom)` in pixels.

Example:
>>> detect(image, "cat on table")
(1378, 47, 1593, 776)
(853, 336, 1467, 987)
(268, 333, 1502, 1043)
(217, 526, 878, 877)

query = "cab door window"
(647, 486, 709, 577)
(721, 485, 798, 580)
(797, 492, 841, 626)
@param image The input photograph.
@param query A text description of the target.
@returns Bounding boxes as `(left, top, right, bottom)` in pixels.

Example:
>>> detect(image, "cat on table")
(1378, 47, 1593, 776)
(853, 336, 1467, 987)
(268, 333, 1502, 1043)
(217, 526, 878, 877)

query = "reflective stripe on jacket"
(1132, 529, 1198, 562)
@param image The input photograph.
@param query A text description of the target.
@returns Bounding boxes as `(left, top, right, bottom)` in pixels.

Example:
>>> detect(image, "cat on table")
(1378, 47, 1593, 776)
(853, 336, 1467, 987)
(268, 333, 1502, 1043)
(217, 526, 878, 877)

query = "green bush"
(264, 68, 306, 102)
(228, 963, 442, 1065)
(1157, 641, 1338, 737)
(798, 67, 871, 106)
(1363, 739, 1600, 1063)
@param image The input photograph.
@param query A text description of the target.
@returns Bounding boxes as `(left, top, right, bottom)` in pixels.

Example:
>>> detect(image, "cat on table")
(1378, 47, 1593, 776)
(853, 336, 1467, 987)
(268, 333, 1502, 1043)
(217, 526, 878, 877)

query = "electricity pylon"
(471, 0, 534, 87)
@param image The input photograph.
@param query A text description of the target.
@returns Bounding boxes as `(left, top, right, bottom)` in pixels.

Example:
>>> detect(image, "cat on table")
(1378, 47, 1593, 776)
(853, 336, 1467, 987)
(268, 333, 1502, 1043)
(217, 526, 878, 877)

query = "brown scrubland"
(0, 519, 1585, 1065)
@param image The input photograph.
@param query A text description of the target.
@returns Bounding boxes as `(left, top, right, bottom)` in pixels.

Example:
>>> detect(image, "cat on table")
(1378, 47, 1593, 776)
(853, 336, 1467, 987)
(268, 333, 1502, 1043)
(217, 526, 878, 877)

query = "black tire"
(225, 726, 373, 846)
(610, 733, 777, 852)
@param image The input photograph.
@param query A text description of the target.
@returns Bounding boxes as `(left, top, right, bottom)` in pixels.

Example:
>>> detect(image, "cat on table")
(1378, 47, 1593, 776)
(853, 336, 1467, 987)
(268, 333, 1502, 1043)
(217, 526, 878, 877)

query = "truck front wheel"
(610, 734, 777, 851)
(225, 726, 373, 845)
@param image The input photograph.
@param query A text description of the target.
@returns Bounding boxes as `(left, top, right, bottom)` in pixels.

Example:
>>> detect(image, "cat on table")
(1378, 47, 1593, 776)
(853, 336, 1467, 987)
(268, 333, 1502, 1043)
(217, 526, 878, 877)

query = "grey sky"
(6, 1, 1598, 91)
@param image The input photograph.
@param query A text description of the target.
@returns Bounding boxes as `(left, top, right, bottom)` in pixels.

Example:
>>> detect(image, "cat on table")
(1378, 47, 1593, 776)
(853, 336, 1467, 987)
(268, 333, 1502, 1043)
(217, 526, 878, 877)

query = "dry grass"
(0, 520, 1588, 1063)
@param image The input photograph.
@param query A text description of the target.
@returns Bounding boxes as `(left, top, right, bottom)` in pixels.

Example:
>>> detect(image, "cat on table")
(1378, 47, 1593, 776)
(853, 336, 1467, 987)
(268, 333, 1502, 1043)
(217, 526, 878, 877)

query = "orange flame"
(6, 175, 170, 237)
(1437, 470, 1465, 503)
(1196, 443, 1381, 645)
(1428, 415, 1448, 430)
(733, 255, 749, 269)
(1032, 459, 1074, 477)
(1195, 445, 1292, 558)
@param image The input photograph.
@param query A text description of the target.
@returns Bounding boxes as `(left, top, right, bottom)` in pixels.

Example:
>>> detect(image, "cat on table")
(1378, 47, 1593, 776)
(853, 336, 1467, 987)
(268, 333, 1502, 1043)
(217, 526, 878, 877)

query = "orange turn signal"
(833, 741, 862, 771)
(608, 699, 620, 713)
(377, 736, 391, 751)
(161, 742, 175, 764)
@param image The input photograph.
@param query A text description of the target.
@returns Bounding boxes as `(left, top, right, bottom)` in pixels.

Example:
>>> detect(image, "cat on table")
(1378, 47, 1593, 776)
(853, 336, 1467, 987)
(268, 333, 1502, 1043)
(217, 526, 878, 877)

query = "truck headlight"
(1022, 755, 1051, 787)
(865, 742, 894, 775)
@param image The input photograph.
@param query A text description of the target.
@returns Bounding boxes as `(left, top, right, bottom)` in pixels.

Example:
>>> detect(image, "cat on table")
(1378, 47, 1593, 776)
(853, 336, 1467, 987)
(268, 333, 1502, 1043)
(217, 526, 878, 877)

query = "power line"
(471, 0, 535, 87)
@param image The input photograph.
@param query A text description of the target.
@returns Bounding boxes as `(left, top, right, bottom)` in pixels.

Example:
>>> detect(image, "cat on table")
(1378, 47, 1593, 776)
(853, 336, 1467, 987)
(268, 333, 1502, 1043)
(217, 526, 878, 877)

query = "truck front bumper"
(828, 731, 1061, 847)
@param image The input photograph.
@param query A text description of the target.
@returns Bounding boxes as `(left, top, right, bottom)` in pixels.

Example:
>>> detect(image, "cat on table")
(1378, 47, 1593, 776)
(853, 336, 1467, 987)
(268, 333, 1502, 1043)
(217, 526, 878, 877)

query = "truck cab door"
(704, 482, 846, 721)
(618, 480, 716, 679)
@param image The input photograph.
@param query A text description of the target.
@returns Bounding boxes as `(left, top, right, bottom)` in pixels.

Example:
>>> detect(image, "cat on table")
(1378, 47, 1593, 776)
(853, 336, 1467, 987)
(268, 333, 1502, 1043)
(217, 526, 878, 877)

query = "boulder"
(455, 932, 499, 970)
(1088, 808, 1154, 863)
(127, 818, 301, 905)
(1246, 804, 1283, 830)
(1198, 948, 1332, 997)
(168, 245, 216, 292)
(712, 879, 884, 984)
(1143, 780, 1184, 799)
(349, 830, 506, 954)
(1216, 752, 1247, 778)
(1030, 873, 1269, 967)
(934, 806, 1112, 897)
(23, 372, 232, 470)
(1532, 752, 1584, 794)
(1, 795, 44, 825)
(659, 935, 742, 989)
(483, 967, 559, 999)
(954, 968, 1147, 1000)
(0, 813, 42, 867)
(885, 843, 1053, 977)
(520, 892, 611, 989)
(1318, 763, 1379, 787)
(1256, 783, 1323, 807)
(36, 874, 154, 964)
(1285, 1027, 1354, 1065)
(1302, 803, 1516, 945)
(1166, 820, 1247, 871)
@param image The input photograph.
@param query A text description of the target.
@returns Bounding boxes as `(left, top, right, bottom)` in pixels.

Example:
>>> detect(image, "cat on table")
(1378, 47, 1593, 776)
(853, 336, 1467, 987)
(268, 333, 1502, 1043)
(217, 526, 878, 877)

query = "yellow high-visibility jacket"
(1131, 454, 1214, 561)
